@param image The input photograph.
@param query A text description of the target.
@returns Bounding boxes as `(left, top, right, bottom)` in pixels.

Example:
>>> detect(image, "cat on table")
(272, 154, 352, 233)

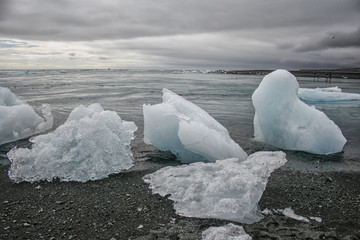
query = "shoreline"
(1, 163, 359, 239)
(211, 68, 360, 79)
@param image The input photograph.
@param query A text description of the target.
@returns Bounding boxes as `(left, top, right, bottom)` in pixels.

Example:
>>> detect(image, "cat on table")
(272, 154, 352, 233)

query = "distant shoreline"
(211, 68, 360, 79)
(1, 68, 360, 79)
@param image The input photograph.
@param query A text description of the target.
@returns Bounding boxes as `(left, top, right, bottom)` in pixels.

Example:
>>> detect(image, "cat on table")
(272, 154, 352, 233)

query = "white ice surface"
(8, 103, 137, 183)
(262, 207, 322, 223)
(298, 86, 360, 102)
(143, 88, 247, 163)
(279, 207, 310, 223)
(252, 70, 346, 155)
(0, 87, 53, 145)
(310, 216, 323, 223)
(202, 223, 252, 240)
(143, 151, 287, 224)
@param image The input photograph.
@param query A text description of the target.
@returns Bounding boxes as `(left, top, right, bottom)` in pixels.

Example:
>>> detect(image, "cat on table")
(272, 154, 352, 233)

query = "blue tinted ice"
(252, 70, 346, 155)
(143, 88, 247, 163)
(0, 87, 53, 145)
(8, 103, 137, 182)
(144, 151, 287, 224)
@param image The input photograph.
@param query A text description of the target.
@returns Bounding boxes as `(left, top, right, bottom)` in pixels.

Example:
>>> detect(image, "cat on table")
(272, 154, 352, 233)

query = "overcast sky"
(0, 0, 359, 69)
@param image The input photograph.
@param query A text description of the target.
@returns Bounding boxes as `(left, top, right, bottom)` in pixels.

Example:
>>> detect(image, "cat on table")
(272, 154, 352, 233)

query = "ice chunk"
(310, 216, 323, 223)
(202, 223, 252, 240)
(143, 88, 247, 163)
(298, 86, 360, 102)
(143, 151, 287, 223)
(252, 70, 346, 155)
(262, 207, 322, 223)
(7, 103, 137, 183)
(0, 87, 53, 145)
(0, 87, 25, 106)
(279, 207, 310, 223)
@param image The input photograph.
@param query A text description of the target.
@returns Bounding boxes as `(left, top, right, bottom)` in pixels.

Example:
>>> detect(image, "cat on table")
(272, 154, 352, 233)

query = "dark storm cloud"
(0, 0, 359, 41)
(295, 28, 360, 52)
(1, 0, 360, 69)
(0, 0, 9, 20)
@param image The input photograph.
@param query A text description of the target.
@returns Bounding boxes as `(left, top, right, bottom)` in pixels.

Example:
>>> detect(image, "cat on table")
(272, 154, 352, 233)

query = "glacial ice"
(298, 86, 360, 102)
(252, 70, 346, 155)
(262, 207, 322, 223)
(143, 88, 247, 163)
(143, 151, 287, 223)
(7, 103, 137, 183)
(280, 207, 310, 222)
(0, 87, 53, 145)
(202, 223, 252, 240)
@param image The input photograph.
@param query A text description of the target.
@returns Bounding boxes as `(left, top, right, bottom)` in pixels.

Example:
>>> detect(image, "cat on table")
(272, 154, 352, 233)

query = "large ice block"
(8, 103, 137, 182)
(252, 70, 346, 155)
(143, 88, 247, 163)
(144, 151, 287, 224)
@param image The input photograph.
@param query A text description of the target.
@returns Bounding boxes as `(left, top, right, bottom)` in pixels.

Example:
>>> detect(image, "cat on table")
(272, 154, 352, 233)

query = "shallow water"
(0, 69, 359, 172)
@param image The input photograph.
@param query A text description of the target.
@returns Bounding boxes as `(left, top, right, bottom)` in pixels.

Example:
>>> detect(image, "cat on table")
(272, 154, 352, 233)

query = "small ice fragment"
(202, 223, 252, 240)
(298, 87, 360, 102)
(38, 207, 43, 213)
(261, 208, 272, 215)
(310, 216, 322, 222)
(279, 207, 309, 222)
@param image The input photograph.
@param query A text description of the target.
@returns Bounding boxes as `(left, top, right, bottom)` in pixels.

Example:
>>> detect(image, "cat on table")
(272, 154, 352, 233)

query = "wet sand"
(1, 163, 359, 240)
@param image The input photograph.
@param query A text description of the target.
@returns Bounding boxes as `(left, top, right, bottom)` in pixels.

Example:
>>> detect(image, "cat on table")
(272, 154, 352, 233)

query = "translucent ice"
(202, 223, 252, 240)
(0, 87, 53, 145)
(278, 207, 310, 223)
(252, 70, 346, 155)
(143, 88, 247, 163)
(143, 151, 287, 224)
(298, 86, 360, 102)
(8, 103, 137, 183)
(262, 207, 322, 223)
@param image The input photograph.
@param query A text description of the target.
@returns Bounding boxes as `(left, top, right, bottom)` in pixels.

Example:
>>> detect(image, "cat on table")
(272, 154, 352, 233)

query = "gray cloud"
(1, 0, 360, 69)
(0, 0, 8, 20)
(0, 39, 37, 48)
(1, 0, 359, 41)
(295, 28, 360, 52)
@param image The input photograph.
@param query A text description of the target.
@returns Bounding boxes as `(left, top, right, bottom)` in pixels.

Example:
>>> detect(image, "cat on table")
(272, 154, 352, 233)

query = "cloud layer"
(1, 0, 359, 69)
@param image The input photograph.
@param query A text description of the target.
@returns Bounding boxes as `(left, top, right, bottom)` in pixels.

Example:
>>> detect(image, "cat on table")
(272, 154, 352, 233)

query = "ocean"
(0, 69, 359, 172)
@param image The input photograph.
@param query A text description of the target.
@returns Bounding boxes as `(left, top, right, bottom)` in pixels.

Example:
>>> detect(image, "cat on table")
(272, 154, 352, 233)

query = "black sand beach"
(1, 163, 359, 240)
(1, 68, 359, 239)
